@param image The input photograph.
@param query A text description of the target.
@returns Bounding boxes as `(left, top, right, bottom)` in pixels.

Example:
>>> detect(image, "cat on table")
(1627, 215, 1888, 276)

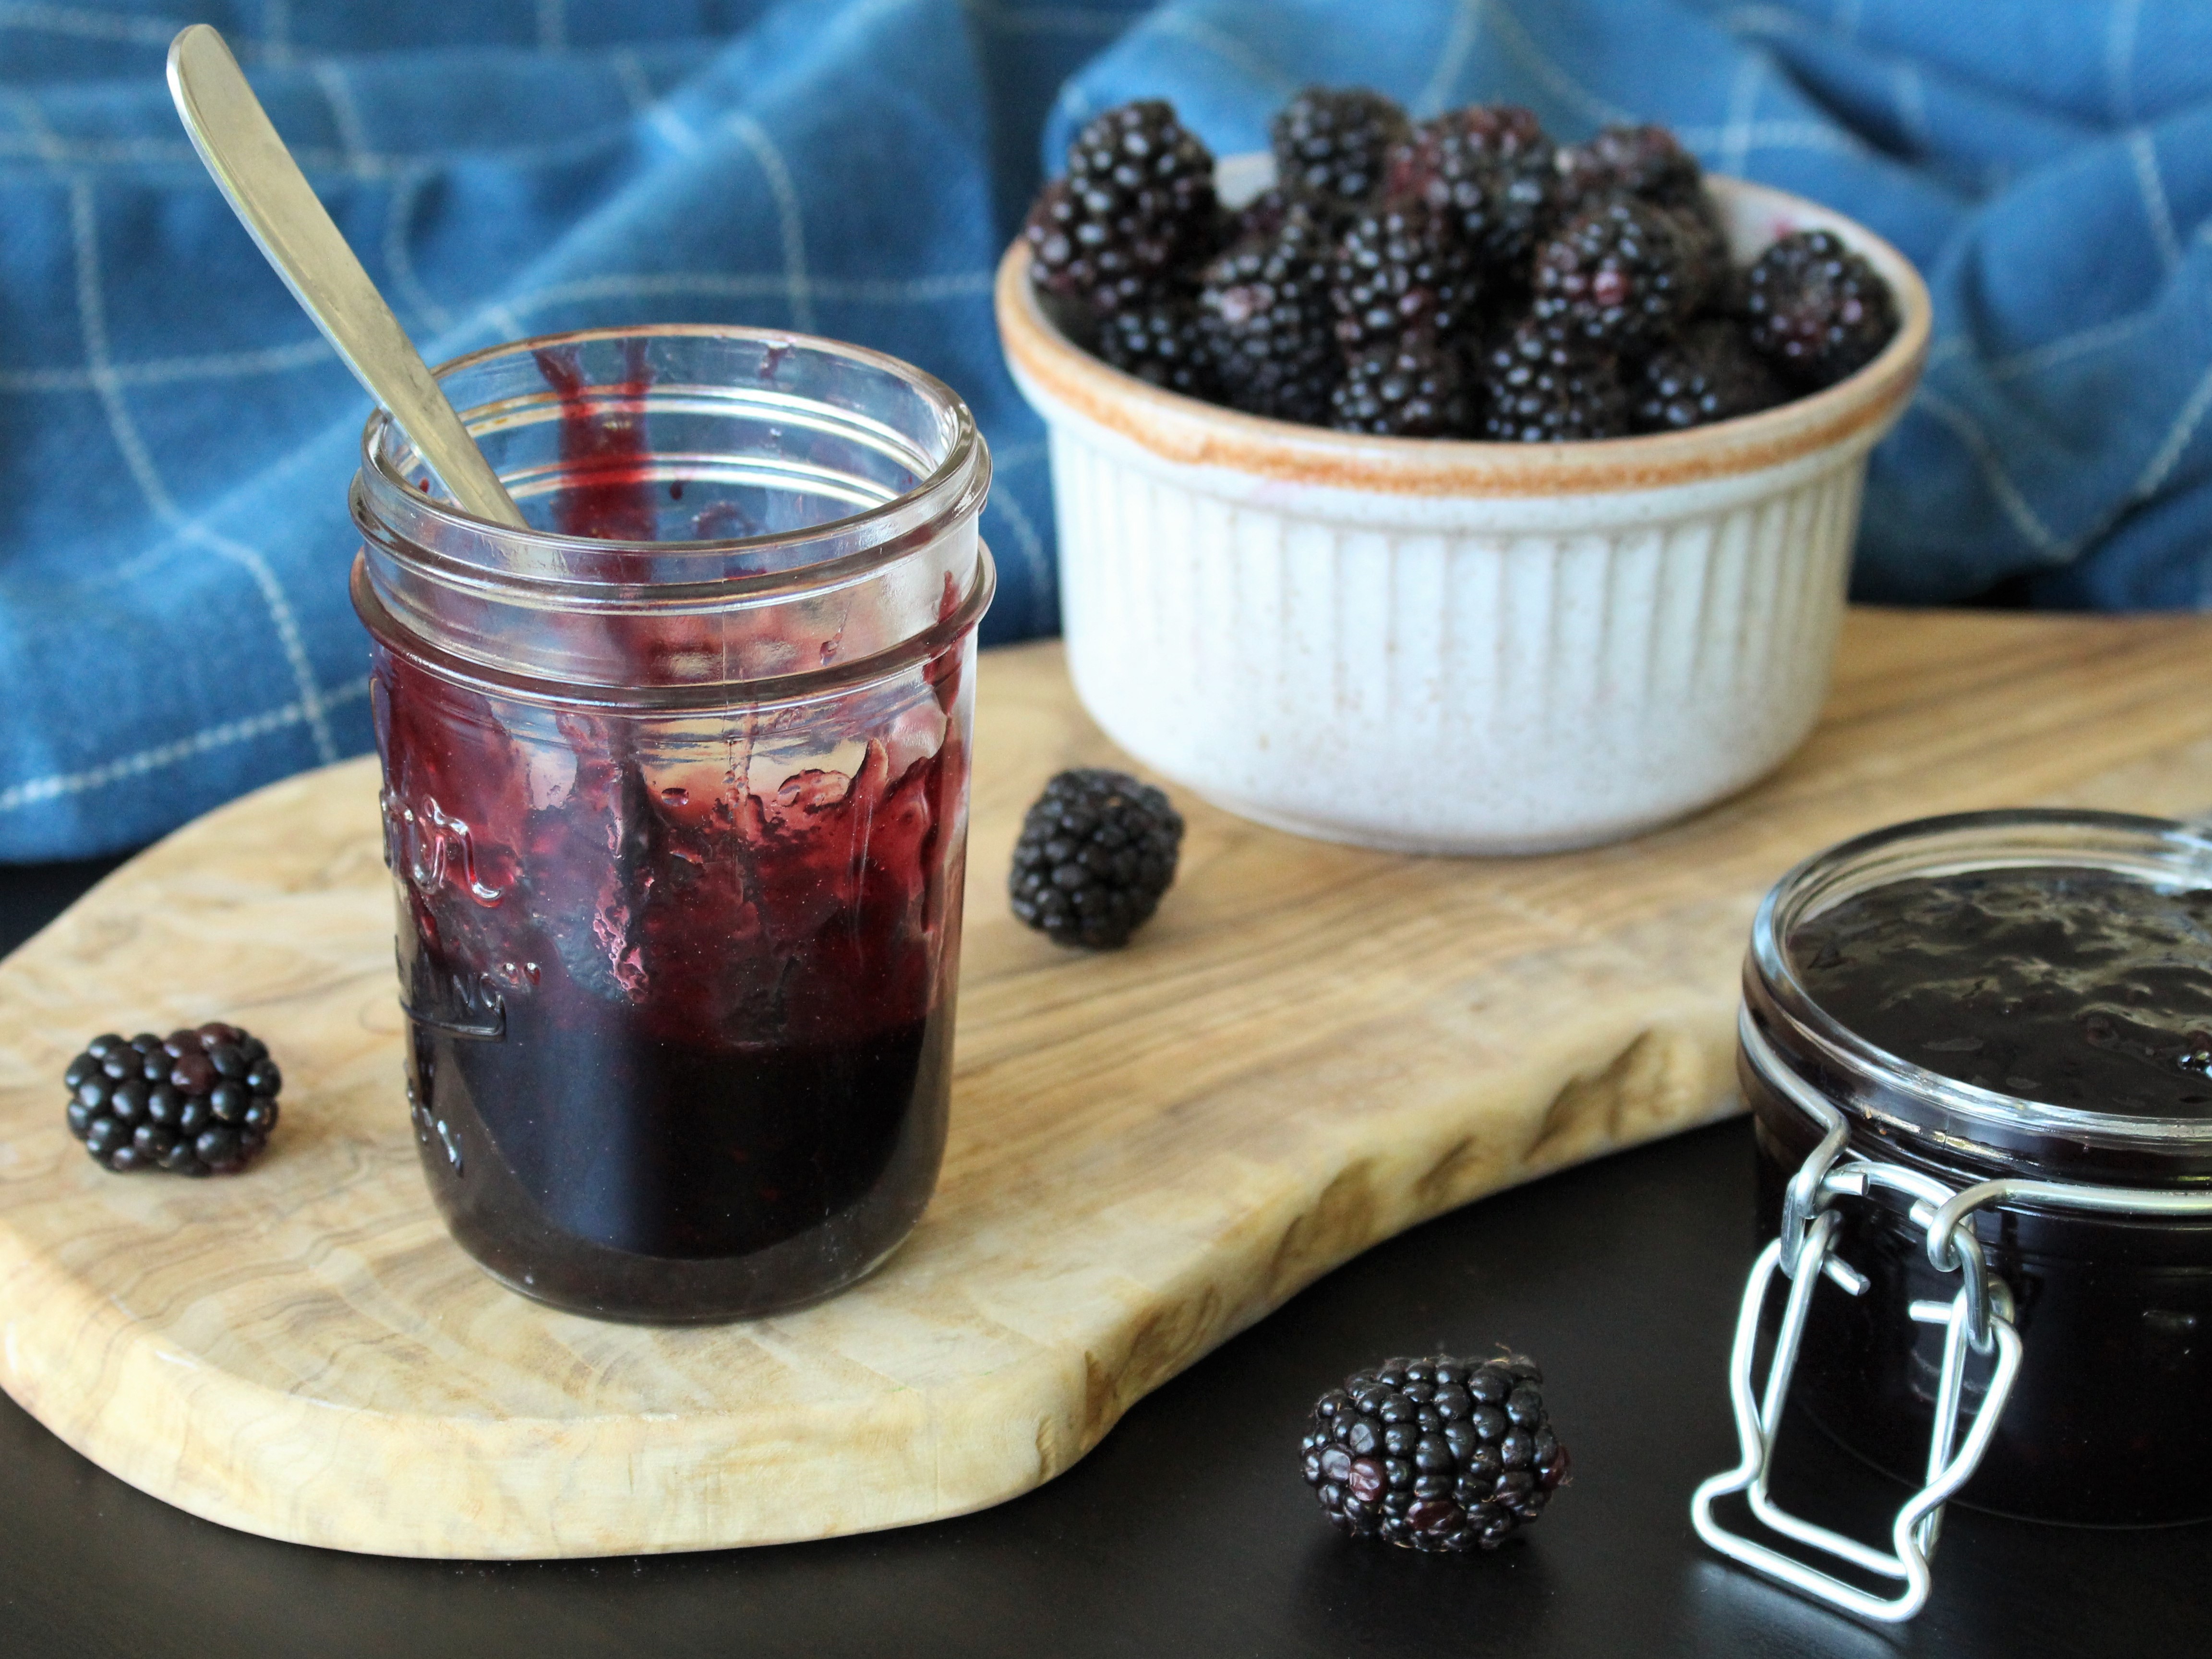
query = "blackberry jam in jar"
(351, 326, 992, 1322)
(1738, 810, 2212, 1527)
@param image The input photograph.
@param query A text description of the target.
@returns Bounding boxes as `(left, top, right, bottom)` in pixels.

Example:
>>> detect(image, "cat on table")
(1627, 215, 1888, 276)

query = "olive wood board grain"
(3, 610, 2211, 1560)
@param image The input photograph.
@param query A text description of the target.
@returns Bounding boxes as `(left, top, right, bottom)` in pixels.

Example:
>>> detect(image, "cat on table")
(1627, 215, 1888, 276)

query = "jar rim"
(356, 323, 988, 593)
(1750, 807, 2212, 1151)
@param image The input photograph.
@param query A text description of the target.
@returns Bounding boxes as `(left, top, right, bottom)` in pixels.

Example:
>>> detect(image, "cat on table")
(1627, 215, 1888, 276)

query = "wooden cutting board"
(3, 610, 2211, 1560)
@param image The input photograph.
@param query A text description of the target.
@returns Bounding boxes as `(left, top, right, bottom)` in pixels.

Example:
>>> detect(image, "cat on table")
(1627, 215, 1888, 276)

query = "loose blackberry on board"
(1009, 769, 1184, 950)
(64, 1023, 285, 1175)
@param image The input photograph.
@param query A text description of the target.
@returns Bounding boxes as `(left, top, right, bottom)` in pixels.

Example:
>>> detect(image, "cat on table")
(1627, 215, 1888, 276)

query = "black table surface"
(0, 859, 2203, 1659)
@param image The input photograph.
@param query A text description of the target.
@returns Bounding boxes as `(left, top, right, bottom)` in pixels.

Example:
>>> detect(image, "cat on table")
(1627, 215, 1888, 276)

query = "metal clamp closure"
(1693, 1008, 2212, 1624)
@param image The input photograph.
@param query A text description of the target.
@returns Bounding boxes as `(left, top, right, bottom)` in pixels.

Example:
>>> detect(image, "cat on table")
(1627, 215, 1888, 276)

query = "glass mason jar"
(349, 325, 993, 1323)
(1740, 810, 2212, 1525)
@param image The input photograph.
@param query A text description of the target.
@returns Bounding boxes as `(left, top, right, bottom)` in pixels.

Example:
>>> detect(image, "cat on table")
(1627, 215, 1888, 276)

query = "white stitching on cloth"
(2130, 355, 2212, 502)
(984, 445, 1055, 634)
(0, 115, 634, 177)
(0, 3, 187, 47)
(2128, 128, 2183, 274)
(1983, 308, 2161, 383)
(610, 48, 659, 116)
(2107, 0, 2142, 128)
(310, 60, 377, 184)
(1911, 386, 2066, 557)
(385, 164, 456, 334)
(1719, 53, 1765, 179)
(1484, 0, 1633, 127)
(1417, 0, 1487, 118)
(0, 681, 369, 816)
(258, 0, 291, 69)
(1891, 63, 1929, 154)
(1147, 12, 1300, 96)
(726, 113, 816, 333)
(54, 155, 340, 766)
(504, 268, 995, 313)
(178, 524, 344, 767)
(1671, 120, 1869, 161)
(0, 337, 333, 393)
(421, 268, 997, 358)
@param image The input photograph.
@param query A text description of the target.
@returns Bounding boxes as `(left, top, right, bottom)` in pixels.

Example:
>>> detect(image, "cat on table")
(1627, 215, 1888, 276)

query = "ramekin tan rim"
(996, 175, 1932, 498)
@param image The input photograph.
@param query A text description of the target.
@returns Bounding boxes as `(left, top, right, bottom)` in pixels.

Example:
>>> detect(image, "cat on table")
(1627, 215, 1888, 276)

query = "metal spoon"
(166, 24, 528, 528)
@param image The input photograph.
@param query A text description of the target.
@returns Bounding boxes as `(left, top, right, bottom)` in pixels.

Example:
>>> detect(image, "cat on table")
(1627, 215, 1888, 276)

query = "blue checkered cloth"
(5, 1, 2212, 859)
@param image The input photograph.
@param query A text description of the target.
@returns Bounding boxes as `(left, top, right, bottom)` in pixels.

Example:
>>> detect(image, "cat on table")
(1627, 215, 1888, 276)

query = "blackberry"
(1479, 321, 1629, 441)
(1558, 122, 1703, 212)
(1096, 297, 1220, 398)
(1199, 193, 1344, 423)
(1385, 104, 1559, 269)
(1632, 319, 1785, 432)
(1009, 768, 1184, 950)
(1743, 229, 1898, 388)
(64, 1023, 283, 1175)
(1025, 100, 1219, 314)
(1532, 197, 1712, 350)
(1331, 336, 1471, 437)
(1330, 198, 1481, 354)
(1303, 1354, 1570, 1551)
(1669, 198, 1732, 309)
(1271, 86, 1410, 211)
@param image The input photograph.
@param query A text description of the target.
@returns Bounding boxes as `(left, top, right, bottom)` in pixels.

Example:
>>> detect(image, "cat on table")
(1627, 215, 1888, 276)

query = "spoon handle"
(166, 24, 528, 529)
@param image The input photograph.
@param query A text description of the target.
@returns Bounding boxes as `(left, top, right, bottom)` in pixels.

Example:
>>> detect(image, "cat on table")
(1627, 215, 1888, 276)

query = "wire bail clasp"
(1690, 1012, 2025, 1624)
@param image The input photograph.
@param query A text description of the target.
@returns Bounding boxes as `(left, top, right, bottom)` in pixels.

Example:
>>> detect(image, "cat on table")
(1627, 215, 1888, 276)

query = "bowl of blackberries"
(995, 90, 1929, 856)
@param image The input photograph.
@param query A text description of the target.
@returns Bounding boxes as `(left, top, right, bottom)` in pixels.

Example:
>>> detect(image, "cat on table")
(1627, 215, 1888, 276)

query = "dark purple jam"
(1746, 859, 2212, 1525)
(365, 354, 969, 1323)
(1791, 867, 2212, 1118)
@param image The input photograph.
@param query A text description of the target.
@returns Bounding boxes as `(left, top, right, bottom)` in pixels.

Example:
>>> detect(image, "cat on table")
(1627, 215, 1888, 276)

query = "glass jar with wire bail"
(1693, 810, 2212, 1624)
(349, 325, 993, 1323)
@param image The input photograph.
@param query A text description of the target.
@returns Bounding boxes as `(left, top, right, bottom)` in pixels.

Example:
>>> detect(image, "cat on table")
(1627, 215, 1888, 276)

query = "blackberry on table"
(1096, 297, 1220, 398)
(1386, 104, 1559, 269)
(1024, 100, 1219, 314)
(1743, 229, 1899, 388)
(1331, 336, 1472, 437)
(1532, 196, 1713, 350)
(1009, 768, 1184, 950)
(1330, 198, 1482, 354)
(64, 1023, 284, 1175)
(1199, 193, 1345, 424)
(1558, 122, 1704, 212)
(1632, 318, 1785, 432)
(1303, 1354, 1571, 1551)
(1271, 86, 1410, 212)
(1479, 321, 1630, 442)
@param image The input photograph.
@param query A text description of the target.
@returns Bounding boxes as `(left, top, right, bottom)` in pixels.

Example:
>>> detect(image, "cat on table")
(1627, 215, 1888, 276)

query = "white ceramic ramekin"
(996, 175, 1930, 854)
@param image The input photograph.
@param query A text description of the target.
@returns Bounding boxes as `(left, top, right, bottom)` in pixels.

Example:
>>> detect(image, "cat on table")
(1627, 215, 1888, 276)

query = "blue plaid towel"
(5, 1, 2212, 859)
